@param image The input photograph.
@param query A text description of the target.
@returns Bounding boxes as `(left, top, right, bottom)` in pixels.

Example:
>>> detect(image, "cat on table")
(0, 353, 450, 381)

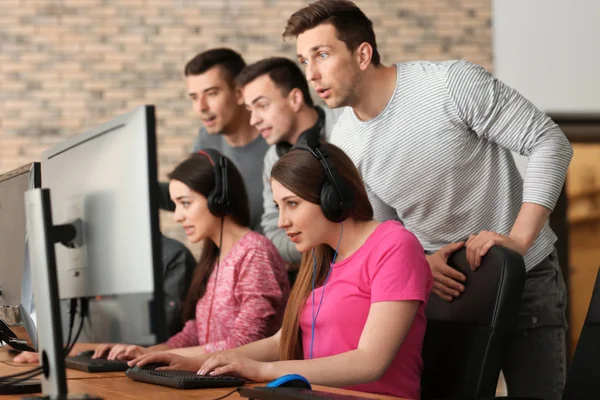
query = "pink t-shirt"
(299, 221, 432, 399)
(166, 231, 290, 353)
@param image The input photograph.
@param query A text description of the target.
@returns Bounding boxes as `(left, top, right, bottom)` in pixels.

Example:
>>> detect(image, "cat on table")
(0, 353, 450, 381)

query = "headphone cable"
(310, 222, 344, 359)
(205, 216, 224, 345)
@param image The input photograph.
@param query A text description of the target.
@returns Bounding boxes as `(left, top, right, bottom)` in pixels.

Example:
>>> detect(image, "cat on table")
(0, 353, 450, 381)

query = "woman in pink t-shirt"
(130, 143, 431, 399)
(93, 150, 289, 361)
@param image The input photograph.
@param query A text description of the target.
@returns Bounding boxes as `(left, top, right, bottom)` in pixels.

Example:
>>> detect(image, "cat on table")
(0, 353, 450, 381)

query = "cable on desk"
(0, 297, 87, 387)
(0, 369, 42, 388)
(209, 388, 241, 400)
(0, 366, 42, 384)
(0, 360, 33, 368)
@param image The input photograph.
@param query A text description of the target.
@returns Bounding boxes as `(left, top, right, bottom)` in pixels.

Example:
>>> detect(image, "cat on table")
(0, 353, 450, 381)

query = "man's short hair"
(236, 57, 314, 107)
(184, 48, 246, 86)
(283, 0, 380, 66)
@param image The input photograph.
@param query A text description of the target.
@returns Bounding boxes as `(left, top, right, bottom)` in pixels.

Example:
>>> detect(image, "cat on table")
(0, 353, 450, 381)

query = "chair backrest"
(562, 265, 600, 400)
(421, 246, 526, 400)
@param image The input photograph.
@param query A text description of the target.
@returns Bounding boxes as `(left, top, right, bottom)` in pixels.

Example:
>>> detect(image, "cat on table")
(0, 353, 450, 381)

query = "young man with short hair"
(235, 57, 342, 266)
(160, 48, 268, 233)
(284, 1, 572, 399)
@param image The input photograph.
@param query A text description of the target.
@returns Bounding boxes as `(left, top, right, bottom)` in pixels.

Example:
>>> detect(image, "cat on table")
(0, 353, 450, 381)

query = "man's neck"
(351, 64, 397, 122)
(289, 106, 319, 145)
(222, 108, 260, 148)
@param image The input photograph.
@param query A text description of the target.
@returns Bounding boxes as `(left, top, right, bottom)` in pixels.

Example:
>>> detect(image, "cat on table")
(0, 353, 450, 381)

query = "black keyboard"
(238, 387, 377, 400)
(65, 355, 130, 373)
(125, 364, 246, 389)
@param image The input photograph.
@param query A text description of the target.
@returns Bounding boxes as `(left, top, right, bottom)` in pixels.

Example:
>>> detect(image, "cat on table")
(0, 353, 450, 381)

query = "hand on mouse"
(13, 351, 39, 364)
(94, 343, 147, 360)
(198, 353, 270, 382)
(128, 351, 204, 371)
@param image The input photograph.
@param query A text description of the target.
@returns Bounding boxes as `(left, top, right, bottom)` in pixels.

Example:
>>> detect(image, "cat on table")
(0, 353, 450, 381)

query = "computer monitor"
(0, 162, 41, 352)
(25, 105, 165, 396)
(40, 105, 166, 342)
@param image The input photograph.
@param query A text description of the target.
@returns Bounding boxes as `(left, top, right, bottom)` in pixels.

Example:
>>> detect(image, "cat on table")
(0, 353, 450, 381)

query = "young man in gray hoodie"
(236, 57, 342, 271)
(159, 48, 268, 233)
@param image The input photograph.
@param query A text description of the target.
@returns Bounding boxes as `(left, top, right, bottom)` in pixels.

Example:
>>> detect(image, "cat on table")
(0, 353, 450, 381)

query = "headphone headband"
(291, 138, 353, 222)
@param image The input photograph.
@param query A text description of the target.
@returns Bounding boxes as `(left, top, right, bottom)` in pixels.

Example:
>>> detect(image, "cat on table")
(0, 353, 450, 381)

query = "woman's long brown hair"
(167, 153, 250, 322)
(271, 142, 373, 360)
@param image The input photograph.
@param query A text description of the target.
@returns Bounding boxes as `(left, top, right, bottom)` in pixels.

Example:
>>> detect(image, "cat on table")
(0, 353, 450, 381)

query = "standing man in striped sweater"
(284, 1, 572, 399)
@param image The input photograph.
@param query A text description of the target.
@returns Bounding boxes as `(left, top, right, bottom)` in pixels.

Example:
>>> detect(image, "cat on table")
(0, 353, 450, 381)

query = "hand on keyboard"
(199, 353, 268, 382)
(128, 351, 204, 372)
(94, 343, 147, 361)
(12, 351, 39, 364)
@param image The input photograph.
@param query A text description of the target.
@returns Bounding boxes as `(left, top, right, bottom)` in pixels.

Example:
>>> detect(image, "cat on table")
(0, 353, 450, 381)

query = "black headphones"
(275, 106, 326, 158)
(197, 149, 230, 217)
(291, 134, 354, 223)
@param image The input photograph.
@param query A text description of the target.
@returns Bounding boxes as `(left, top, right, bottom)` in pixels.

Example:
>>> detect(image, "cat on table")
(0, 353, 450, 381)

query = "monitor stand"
(24, 189, 102, 400)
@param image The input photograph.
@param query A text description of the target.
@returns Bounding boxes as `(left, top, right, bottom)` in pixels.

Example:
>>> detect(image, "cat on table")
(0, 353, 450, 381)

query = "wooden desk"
(2, 378, 403, 400)
(58, 379, 402, 400)
(0, 347, 405, 399)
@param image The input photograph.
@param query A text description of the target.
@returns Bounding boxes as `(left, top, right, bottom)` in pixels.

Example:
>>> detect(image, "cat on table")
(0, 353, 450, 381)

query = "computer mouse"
(266, 374, 312, 390)
(77, 350, 96, 358)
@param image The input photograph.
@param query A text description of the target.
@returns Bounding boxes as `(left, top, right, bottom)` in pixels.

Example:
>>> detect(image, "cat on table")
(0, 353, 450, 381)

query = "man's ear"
(356, 42, 373, 71)
(235, 86, 245, 106)
(288, 87, 305, 112)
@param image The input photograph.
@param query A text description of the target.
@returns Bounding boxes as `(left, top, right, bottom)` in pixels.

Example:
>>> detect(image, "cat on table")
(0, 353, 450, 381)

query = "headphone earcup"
(207, 191, 225, 217)
(199, 148, 229, 218)
(321, 181, 343, 222)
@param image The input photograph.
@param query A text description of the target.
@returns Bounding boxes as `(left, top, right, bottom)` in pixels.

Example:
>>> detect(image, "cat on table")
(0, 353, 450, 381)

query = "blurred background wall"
(0, 0, 492, 241)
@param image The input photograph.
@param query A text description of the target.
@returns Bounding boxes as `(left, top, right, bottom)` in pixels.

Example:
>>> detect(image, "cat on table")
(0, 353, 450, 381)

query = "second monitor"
(0, 162, 40, 352)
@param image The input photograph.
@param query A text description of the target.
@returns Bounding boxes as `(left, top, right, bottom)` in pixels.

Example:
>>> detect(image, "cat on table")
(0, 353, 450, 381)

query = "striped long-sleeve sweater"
(330, 60, 573, 270)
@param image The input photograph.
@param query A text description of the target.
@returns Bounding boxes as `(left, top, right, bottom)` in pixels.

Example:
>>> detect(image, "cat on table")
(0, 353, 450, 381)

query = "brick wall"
(0, 0, 491, 246)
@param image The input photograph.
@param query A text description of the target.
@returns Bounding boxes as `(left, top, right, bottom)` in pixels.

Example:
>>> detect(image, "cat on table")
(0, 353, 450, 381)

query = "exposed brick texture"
(0, 0, 492, 247)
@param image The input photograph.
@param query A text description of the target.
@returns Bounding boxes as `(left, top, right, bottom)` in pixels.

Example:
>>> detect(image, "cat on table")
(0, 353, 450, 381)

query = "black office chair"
(561, 265, 600, 400)
(421, 246, 526, 400)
